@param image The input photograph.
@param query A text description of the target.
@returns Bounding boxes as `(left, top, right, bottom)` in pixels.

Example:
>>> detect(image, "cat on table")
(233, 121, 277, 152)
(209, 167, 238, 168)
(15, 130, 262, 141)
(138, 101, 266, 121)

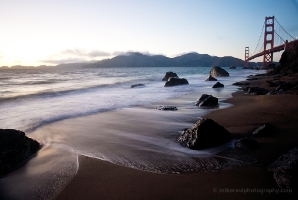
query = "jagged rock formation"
(162, 71, 179, 81)
(164, 77, 189, 87)
(268, 147, 298, 189)
(196, 94, 218, 107)
(212, 82, 224, 88)
(178, 118, 231, 150)
(210, 66, 229, 77)
(205, 75, 217, 81)
(0, 129, 41, 177)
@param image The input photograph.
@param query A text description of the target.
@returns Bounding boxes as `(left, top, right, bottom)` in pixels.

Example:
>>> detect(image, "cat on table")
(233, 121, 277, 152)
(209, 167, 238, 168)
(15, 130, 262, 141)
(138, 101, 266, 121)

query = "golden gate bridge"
(244, 16, 298, 68)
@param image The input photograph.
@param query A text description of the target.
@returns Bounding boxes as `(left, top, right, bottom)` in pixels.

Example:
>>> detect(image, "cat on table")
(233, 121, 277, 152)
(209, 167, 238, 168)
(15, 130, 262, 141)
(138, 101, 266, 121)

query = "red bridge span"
(245, 16, 297, 68)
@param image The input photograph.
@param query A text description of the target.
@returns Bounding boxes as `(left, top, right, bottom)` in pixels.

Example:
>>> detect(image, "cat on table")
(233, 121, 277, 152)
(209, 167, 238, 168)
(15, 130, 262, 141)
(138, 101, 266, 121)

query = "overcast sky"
(0, 0, 298, 66)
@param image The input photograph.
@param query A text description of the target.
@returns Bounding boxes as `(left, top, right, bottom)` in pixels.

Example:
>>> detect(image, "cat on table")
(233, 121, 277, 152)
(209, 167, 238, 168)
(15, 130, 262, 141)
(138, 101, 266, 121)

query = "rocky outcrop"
(210, 66, 229, 77)
(235, 137, 258, 151)
(269, 40, 298, 75)
(156, 106, 178, 111)
(196, 94, 218, 107)
(178, 118, 231, 150)
(130, 83, 145, 88)
(162, 71, 179, 81)
(247, 87, 269, 95)
(233, 82, 250, 86)
(212, 82, 224, 88)
(164, 77, 189, 87)
(268, 147, 298, 189)
(205, 75, 217, 81)
(0, 129, 41, 177)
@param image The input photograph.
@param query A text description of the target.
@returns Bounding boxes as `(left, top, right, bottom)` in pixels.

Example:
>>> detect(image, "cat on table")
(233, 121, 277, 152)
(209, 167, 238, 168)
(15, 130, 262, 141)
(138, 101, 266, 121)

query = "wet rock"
(233, 82, 250, 86)
(252, 123, 271, 137)
(210, 66, 229, 77)
(254, 66, 260, 70)
(178, 118, 231, 150)
(156, 106, 178, 111)
(247, 87, 269, 95)
(246, 78, 258, 81)
(229, 66, 236, 69)
(196, 94, 218, 107)
(212, 82, 224, 88)
(164, 77, 189, 87)
(130, 83, 145, 88)
(268, 147, 298, 189)
(162, 71, 179, 81)
(234, 137, 258, 151)
(266, 80, 279, 87)
(205, 75, 217, 81)
(0, 129, 41, 177)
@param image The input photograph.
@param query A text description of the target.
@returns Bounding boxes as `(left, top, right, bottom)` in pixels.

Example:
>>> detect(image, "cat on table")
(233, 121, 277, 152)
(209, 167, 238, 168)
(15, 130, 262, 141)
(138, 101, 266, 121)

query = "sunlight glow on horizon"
(0, 0, 297, 67)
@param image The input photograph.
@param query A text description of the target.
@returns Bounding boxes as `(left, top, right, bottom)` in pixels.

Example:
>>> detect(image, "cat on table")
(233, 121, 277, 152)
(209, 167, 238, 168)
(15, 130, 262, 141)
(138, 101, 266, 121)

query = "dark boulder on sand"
(162, 71, 179, 81)
(235, 137, 258, 151)
(196, 94, 218, 107)
(212, 82, 224, 88)
(247, 87, 269, 95)
(210, 66, 229, 77)
(268, 147, 298, 189)
(178, 118, 231, 150)
(164, 77, 189, 87)
(0, 129, 41, 177)
(205, 75, 217, 81)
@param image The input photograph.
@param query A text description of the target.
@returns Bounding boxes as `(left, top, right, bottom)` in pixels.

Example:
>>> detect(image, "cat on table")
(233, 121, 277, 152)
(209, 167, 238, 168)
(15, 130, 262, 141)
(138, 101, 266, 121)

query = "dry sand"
(56, 74, 298, 200)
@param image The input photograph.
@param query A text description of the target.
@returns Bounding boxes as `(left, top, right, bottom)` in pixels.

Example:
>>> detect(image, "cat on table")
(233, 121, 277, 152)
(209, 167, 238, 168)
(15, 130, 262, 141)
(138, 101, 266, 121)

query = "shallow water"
(0, 67, 263, 199)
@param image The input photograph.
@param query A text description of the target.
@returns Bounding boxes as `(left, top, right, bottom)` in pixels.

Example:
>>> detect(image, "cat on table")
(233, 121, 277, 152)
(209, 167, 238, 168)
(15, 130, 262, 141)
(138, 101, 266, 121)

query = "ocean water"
(0, 67, 263, 199)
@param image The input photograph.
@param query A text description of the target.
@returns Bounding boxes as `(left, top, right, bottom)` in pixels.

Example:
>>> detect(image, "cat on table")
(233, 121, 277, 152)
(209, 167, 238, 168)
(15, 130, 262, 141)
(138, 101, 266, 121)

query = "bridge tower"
(263, 16, 274, 67)
(244, 47, 249, 67)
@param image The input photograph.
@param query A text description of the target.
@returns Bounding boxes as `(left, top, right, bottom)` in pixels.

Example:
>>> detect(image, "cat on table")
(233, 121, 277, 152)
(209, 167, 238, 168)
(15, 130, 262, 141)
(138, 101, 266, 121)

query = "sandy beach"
(53, 74, 298, 200)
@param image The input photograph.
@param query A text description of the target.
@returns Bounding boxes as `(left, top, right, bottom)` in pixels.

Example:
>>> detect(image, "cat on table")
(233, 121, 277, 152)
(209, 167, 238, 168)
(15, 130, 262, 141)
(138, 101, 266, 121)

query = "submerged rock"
(235, 137, 258, 151)
(0, 129, 41, 177)
(156, 106, 178, 111)
(130, 83, 145, 88)
(210, 66, 229, 77)
(196, 94, 218, 107)
(268, 147, 298, 189)
(164, 77, 189, 87)
(178, 118, 231, 150)
(162, 71, 179, 81)
(212, 82, 224, 88)
(229, 66, 236, 69)
(205, 75, 217, 81)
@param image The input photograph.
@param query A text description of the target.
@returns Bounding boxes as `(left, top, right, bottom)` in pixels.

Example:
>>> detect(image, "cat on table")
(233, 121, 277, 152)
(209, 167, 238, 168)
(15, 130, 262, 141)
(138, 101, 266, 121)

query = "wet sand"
(55, 74, 298, 199)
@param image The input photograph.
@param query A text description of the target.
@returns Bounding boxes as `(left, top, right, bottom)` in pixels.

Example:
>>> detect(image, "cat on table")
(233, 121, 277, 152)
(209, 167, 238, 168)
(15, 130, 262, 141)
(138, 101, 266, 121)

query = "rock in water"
(130, 83, 145, 88)
(0, 129, 41, 177)
(210, 66, 229, 77)
(268, 147, 298, 189)
(178, 118, 231, 150)
(212, 82, 224, 88)
(162, 71, 179, 81)
(229, 66, 236, 69)
(164, 77, 189, 87)
(205, 75, 217, 81)
(196, 94, 218, 107)
(156, 106, 178, 111)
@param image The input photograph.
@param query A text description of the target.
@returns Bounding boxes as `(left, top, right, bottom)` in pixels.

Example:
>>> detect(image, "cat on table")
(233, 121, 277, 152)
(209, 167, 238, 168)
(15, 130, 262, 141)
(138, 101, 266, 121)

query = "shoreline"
(56, 74, 298, 199)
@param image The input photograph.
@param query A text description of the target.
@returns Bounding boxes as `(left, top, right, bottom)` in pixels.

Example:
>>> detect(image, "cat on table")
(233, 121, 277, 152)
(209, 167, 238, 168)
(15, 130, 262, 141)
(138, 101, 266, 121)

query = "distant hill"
(83, 52, 255, 68)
